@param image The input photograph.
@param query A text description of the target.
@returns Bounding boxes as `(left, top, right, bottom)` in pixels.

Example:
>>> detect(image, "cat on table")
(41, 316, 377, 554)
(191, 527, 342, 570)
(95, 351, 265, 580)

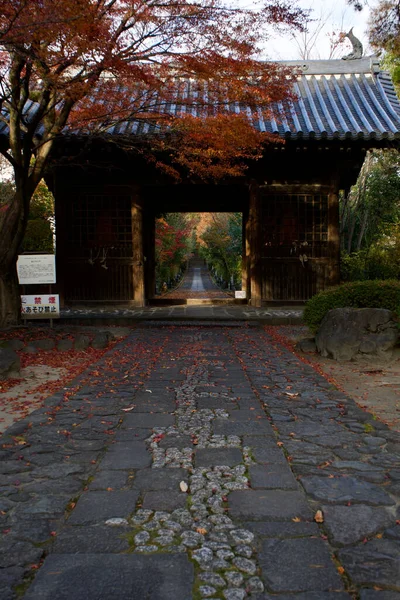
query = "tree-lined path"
(161, 257, 232, 300)
(1, 325, 399, 599)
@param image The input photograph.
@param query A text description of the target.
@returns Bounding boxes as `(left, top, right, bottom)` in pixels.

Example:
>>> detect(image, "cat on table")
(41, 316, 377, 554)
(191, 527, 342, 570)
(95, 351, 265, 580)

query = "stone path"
(163, 257, 230, 298)
(1, 324, 400, 599)
(60, 304, 304, 324)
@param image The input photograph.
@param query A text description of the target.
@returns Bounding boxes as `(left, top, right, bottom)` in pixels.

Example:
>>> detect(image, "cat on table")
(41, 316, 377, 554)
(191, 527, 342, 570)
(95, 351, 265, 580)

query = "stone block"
(33, 338, 55, 350)
(57, 339, 73, 352)
(52, 525, 130, 553)
(133, 468, 187, 491)
(123, 413, 175, 428)
(339, 539, 400, 589)
(248, 465, 298, 490)
(23, 554, 194, 600)
(100, 443, 152, 470)
(228, 490, 312, 520)
(0, 347, 20, 380)
(74, 335, 91, 351)
(68, 490, 139, 524)
(301, 476, 395, 506)
(316, 308, 399, 361)
(142, 491, 187, 511)
(195, 448, 243, 467)
(322, 505, 395, 546)
(259, 538, 344, 592)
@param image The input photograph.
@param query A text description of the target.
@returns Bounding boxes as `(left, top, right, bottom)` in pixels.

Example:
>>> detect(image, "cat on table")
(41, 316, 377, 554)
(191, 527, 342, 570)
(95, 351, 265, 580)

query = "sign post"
(17, 254, 58, 326)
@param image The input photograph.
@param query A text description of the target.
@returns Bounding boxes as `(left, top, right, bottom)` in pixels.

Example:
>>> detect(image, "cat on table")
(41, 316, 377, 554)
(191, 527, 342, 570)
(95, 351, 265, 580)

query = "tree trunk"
(0, 186, 30, 328)
(0, 263, 20, 327)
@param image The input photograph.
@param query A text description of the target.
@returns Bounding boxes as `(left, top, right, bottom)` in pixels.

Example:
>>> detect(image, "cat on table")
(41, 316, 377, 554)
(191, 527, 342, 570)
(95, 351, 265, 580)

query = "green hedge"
(304, 280, 400, 333)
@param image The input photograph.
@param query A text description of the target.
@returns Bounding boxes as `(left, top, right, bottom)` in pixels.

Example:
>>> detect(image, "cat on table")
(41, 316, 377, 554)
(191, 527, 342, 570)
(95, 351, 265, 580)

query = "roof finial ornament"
(342, 28, 363, 60)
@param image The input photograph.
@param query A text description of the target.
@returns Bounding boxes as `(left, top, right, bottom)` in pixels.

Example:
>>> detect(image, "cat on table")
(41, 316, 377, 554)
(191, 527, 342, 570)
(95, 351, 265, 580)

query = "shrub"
(304, 280, 400, 333)
(341, 249, 400, 281)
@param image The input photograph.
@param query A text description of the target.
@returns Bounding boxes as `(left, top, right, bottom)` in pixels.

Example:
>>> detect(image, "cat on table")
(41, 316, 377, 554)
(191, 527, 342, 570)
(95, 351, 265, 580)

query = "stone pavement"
(1, 324, 400, 599)
(59, 305, 304, 324)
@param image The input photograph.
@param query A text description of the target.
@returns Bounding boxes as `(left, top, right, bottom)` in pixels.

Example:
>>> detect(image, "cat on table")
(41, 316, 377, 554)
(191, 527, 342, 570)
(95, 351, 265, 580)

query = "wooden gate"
(64, 193, 134, 302)
(261, 193, 330, 301)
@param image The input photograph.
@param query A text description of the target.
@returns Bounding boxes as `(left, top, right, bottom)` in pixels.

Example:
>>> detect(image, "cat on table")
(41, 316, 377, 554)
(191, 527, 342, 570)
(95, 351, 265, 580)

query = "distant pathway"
(1, 325, 399, 599)
(161, 257, 232, 299)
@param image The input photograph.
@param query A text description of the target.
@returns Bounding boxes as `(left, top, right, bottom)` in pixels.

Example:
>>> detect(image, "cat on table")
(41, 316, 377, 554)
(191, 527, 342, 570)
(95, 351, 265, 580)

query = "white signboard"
(21, 295, 60, 319)
(235, 291, 246, 299)
(17, 254, 56, 285)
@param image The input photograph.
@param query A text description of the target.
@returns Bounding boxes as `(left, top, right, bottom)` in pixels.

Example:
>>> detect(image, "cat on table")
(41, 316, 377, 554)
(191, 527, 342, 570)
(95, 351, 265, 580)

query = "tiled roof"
(260, 57, 400, 140)
(1, 56, 400, 142)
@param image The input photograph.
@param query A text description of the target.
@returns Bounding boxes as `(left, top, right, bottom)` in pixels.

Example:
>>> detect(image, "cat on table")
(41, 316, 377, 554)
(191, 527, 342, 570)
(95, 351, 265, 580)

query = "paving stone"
(158, 435, 193, 449)
(359, 592, 400, 599)
(223, 588, 247, 600)
(195, 448, 243, 467)
(248, 465, 298, 489)
(322, 505, 395, 546)
(229, 490, 312, 520)
(250, 445, 289, 464)
(339, 539, 400, 589)
(0, 567, 25, 600)
(262, 594, 352, 600)
(142, 491, 187, 511)
(259, 538, 344, 593)
(113, 429, 149, 442)
(242, 435, 279, 448)
(68, 491, 139, 524)
(0, 539, 44, 568)
(23, 553, 194, 600)
(232, 556, 257, 575)
(100, 443, 152, 469)
(89, 470, 130, 490)
(132, 400, 176, 413)
(243, 520, 320, 538)
(51, 525, 130, 553)
(133, 468, 187, 491)
(199, 585, 217, 597)
(123, 413, 175, 428)
(213, 420, 272, 436)
(301, 476, 395, 506)
(4, 519, 53, 543)
(15, 494, 70, 517)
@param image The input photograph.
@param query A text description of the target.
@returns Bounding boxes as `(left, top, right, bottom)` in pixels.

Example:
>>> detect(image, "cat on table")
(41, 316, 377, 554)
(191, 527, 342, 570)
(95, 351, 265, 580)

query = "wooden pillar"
(144, 209, 156, 300)
(328, 189, 340, 287)
(131, 190, 145, 306)
(52, 171, 66, 307)
(248, 182, 262, 307)
(242, 208, 248, 296)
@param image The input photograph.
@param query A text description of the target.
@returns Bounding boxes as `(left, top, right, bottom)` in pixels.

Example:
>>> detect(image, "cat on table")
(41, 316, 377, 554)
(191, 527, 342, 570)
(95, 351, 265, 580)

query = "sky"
(265, 0, 375, 60)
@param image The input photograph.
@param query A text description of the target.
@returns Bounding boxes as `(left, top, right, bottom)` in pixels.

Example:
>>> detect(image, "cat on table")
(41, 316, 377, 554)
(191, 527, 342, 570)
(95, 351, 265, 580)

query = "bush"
(341, 249, 400, 281)
(304, 280, 400, 333)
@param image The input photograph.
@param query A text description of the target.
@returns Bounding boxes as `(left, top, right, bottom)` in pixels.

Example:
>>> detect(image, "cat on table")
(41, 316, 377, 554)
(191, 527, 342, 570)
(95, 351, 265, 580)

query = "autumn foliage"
(155, 213, 195, 287)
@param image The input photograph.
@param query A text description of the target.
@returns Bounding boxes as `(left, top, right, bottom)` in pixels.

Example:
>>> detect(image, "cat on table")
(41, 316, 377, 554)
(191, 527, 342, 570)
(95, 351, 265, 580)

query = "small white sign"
(21, 294, 60, 319)
(17, 254, 56, 285)
(235, 291, 246, 299)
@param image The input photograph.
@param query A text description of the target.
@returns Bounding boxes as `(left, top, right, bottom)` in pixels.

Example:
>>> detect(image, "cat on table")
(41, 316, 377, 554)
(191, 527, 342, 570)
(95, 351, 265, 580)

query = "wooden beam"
(242, 208, 248, 298)
(248, 182, 262, 307)
(144, 209, 156, 300)
(131, 190, 145, 306)
(52, 171, 66, 307)
(328, 190, 340, 287)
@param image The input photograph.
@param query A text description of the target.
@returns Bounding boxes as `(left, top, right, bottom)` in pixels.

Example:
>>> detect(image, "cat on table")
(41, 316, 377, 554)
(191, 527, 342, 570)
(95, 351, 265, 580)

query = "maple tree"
(198, 213, 242, 288)
(0, 0, 307, 327)
(155, 213, 194, 289)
